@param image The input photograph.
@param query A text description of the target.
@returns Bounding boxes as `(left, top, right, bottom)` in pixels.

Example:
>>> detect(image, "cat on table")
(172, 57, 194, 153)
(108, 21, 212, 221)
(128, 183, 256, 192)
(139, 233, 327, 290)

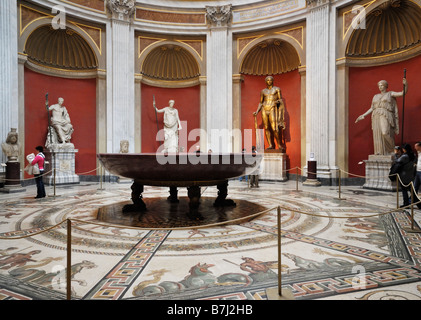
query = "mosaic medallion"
(96, 197, 268, 229)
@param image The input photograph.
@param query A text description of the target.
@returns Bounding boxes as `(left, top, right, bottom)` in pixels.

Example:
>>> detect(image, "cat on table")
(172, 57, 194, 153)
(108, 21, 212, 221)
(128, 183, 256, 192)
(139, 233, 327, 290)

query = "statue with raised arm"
(153, 99, 182, 153)
(46, 97, 74, 146)
(253, 76, 285, 151)
(355, 78, 407, 155)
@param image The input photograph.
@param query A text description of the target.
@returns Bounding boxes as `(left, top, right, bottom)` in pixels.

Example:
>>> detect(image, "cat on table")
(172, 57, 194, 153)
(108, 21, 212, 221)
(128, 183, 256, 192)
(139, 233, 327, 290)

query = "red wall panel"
(241, 72, 302, 170)
(348, 55, 421, 177)
(141, 84, 201, 153)
(24, 67, 97, 177)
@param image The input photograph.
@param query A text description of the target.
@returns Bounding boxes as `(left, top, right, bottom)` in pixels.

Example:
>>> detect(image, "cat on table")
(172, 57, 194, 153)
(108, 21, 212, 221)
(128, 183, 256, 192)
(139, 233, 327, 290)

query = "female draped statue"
(153, 99, 182, 153)
(355, 78, 407, 155)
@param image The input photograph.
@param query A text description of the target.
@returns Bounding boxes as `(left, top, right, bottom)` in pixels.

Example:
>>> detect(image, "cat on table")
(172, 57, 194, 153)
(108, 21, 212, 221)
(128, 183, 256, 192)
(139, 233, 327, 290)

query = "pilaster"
(106, 0, 135, 153)
(0, 0, 19, 167)
(205, 5, 233, 153)
(306, 0, 334, 177)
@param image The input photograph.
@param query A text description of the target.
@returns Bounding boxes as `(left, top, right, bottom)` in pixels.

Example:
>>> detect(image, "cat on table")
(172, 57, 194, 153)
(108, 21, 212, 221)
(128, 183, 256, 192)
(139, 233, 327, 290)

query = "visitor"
(413, 141, 421, 209)
(239, 148, 248, 182)
(32, 146, 46, 199)
(249, 146, 259, 188)
(396, 143, 416, 208)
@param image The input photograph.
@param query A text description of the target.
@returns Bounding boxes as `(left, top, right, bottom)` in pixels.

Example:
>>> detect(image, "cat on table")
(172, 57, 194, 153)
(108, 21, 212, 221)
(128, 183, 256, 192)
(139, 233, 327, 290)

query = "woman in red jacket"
(32, 146, 46, 198)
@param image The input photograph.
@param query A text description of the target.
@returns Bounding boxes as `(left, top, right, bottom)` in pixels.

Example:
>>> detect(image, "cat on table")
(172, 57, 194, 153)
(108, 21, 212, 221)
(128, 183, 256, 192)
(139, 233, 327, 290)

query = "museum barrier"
(0, 164, 420, 300)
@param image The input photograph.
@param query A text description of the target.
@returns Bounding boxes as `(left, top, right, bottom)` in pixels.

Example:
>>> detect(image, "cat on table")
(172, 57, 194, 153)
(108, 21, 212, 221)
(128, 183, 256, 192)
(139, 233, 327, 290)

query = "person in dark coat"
(396, 143, 416, 207)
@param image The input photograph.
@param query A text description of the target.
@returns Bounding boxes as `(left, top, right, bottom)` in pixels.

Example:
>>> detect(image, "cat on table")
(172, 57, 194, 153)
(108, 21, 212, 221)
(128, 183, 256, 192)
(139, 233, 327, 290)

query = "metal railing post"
(67, 219, 72, 300)
(277, 206, 282, 296)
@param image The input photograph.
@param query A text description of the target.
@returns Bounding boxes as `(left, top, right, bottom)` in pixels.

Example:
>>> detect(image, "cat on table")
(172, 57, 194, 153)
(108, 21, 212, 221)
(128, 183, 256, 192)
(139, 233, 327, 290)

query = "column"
(232, 74, 243, 153)
(106, 0, 135, 153)
(336, 61, 349, 177)
(0, 0, 19, 166)
(96, 69, 107, 151)
(199, 76, 207, 152)
(205, 5, 233, 153)
(306, 0, 333, 178)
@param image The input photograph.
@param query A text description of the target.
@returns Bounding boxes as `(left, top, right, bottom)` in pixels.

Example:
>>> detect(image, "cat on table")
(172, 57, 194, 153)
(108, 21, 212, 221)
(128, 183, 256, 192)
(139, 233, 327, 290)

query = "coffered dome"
(346, 0, 421, 57)
(25, 25, 98, 70)
(240, 39, 300, 75)
(141, 45, 200, 81)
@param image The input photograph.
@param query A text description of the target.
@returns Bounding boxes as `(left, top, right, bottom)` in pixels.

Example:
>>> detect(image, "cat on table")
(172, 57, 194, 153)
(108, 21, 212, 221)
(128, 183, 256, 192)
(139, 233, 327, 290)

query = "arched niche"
(138, 41, 203, 153)
(235, 34, 304, 170)
(341, 0, 421, 66)
(139, 41, 202, 88)
(19, 19, 102, 178)
(343, 0, 421, 177)
(20, 18, 104, 78)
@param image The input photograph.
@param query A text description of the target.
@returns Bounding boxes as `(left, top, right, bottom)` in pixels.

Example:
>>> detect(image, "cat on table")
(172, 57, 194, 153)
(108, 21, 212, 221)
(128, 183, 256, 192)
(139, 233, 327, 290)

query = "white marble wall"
(0, 0, 19, 167)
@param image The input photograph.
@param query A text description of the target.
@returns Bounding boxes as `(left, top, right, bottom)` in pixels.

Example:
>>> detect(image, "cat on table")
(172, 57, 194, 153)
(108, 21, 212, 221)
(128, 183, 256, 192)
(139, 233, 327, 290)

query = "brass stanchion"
(294, 167, 302, 192)
(67, 219, 72, 300)
(53, 167, 56, 197)
(266, 206, 294, 300)
(98, 163, 104, 191)
(396, 177, 399, 210)
(335, 169, 345, 200)
(278, 206, 282, 295)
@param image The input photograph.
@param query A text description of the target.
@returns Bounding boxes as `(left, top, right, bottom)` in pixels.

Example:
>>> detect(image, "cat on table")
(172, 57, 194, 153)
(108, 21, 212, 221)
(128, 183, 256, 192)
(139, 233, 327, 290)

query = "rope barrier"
(1, 166, 102, 182)
(1, 169, 53, 182)
(1, 176, 419, 299)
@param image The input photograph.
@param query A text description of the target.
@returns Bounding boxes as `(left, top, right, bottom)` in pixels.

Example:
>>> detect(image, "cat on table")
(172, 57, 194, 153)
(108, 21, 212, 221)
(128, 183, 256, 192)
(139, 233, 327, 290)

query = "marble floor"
(1, 178, 421, 301)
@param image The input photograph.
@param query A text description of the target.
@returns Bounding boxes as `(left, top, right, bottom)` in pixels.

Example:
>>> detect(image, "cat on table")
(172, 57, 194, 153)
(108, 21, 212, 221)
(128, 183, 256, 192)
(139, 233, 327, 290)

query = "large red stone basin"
(97, 153, 261, 187)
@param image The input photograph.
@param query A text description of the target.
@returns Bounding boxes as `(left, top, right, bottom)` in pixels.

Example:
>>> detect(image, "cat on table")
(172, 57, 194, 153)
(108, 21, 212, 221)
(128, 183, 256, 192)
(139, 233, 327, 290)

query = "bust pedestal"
(43, 144, 79, 185)
(0, 161, 26, 193)
(303, 160, 321, 186)
(259, 151, 287, 181)
(363, 154, 395, 191)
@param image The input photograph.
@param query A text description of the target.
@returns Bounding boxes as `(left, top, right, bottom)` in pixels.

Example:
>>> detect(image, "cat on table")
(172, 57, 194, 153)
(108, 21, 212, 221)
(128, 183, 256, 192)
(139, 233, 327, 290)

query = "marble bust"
(1, 128, 20, 162)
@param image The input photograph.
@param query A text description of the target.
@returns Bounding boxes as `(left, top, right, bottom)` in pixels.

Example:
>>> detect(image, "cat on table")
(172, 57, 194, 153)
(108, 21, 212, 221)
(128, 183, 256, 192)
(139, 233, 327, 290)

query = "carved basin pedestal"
(97, 153, 261, 218)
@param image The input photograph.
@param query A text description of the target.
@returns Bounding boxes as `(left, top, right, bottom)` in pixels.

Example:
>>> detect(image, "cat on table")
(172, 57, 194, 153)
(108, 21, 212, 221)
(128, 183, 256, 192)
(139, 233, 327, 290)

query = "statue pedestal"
(363, 154, 395, 191)
(259, 151, 287, 181)
(43, 144, 79, 185)
(0, 161, 26, 193)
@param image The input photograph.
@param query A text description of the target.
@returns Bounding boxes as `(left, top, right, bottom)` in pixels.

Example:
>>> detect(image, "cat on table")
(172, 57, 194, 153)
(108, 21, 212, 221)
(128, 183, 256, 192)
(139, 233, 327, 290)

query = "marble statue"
(1, 128, 20, 162)
(154, 99, 182, 153)
(253, 76, 285, 151)
(46, 97, 74, 147)
(120, 140, 129, 153)
(355, 78, 407, 155)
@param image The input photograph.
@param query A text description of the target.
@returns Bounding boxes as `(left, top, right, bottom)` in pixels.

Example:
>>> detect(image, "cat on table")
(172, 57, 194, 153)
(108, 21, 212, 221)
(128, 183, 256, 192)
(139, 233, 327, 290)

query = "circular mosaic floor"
(96, 196, 268, 228)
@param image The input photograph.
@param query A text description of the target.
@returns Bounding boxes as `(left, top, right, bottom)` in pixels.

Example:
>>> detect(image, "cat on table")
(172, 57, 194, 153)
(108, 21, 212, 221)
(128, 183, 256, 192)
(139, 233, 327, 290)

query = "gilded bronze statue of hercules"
(253, 76, 285, 151)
